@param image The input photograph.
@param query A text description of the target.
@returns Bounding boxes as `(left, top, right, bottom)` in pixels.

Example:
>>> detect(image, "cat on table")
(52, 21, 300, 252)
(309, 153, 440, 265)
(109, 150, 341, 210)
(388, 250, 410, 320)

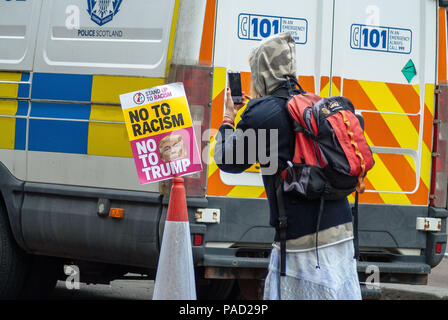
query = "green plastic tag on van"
(401, 59, 417, 83)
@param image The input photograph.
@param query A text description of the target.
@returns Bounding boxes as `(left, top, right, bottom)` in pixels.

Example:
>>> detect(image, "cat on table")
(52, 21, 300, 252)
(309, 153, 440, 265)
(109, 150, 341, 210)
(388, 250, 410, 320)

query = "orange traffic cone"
(152, 177, 196, 300)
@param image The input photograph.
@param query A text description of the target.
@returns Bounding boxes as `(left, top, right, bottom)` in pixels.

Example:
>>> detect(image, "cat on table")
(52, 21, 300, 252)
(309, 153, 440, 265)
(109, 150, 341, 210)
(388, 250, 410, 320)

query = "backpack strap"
(292, 120, 318, 141)
(340, 110, 362, 259)
(270, 78, 306, 100)
(341, 110, 366, 193)
(275, 176, 287, 300)
(275, 177, 287, 278)
(314, 196, 325, 269)
(352, 191, 360, 260)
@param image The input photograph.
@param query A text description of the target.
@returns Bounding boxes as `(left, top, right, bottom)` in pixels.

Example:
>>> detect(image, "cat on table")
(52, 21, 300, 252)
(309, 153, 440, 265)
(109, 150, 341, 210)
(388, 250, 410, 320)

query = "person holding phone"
(214, 32, 361, 300)
(222, 72, 251, 126)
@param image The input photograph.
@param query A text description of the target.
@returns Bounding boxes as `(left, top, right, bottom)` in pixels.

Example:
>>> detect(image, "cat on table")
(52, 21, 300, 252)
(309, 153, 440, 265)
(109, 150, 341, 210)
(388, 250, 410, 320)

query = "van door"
(0, 0, 41, 71)
(202, 0, 336, 253)
(27, 0, 179, 192)
(331, 0, 437, 252)
(210, 0, 334, 199)
(0, 0, 41, 181)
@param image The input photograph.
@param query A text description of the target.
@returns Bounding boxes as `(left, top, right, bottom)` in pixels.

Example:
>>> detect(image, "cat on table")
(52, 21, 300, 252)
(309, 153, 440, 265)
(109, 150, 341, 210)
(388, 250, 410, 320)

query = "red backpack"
(272, 81, 374, 282)
(280, 92, 374, 199)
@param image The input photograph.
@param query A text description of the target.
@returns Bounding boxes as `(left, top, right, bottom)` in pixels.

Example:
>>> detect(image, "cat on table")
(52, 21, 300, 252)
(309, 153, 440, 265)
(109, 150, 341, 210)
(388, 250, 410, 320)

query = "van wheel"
(196, 279, 236, 300)
(228, 279, 264, 300)
(0, 203, 29, 299)
(19, 255, 61, 299)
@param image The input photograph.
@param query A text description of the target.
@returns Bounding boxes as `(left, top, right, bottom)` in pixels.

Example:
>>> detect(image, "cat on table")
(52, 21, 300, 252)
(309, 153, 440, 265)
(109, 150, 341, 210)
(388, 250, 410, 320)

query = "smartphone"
(228, 72, 243, 105)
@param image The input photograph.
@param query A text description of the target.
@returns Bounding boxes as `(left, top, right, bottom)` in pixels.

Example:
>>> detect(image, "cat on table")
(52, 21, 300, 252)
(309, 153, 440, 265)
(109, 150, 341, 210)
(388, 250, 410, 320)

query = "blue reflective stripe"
(17, 72, 31, 98)
(14, 101, 28, 150)
(28, 119, 89, 154)
(30, 102, 91, 120)
(31, 73, 93, 102)
(17, 83, 30, 98)
(20, 73, 30, 82)
(27, 102, 91, 154)
(14, 118, 26, 150)
(16, 101, 29, 116)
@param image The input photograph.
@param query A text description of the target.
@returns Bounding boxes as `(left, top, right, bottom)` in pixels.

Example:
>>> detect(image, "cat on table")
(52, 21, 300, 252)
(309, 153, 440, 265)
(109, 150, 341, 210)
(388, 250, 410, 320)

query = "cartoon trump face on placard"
(158, 134, 187, 162)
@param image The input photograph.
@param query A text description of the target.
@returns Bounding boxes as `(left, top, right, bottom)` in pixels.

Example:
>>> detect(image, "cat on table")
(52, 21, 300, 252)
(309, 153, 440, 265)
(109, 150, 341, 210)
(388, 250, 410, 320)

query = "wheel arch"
(0, 161, 28, 252)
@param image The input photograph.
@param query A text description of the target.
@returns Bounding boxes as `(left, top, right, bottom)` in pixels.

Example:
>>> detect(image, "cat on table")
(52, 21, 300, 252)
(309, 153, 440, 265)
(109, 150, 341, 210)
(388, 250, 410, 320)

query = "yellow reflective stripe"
(226, 185, 265, 198)
(370, 153, 412, 204)
(207, 137, 219, 177)
(420, 84, 435, 188)
(0, 100, 19, 116)
(320, 79, 341, 98)
(320, 81, 330, 98)
(212, 67, 227, 100)
(87, 122, 132, 157)
(87, 104, 132, 157)
(424, 84, 435, 116)
(0, 118, 16, 149)
(420, 147, 432, 189)
(91, 75, 164, 104)
(360, 81, 420, 150)
(401, 84, 433, 189)
(208, 67, 226, 179)
(0, 72, 21, 81)
(364, 134, 411, 204)
(379, 113, 419, 149)
(89, 104, 125, 122)
(412, 84, 435, 117)
(0, 100, 18, 149)
(89, 75, 165, 157)
(347, 193, 355, 203)
(0, 72, 21, 98)
(358, 81, 405, 113)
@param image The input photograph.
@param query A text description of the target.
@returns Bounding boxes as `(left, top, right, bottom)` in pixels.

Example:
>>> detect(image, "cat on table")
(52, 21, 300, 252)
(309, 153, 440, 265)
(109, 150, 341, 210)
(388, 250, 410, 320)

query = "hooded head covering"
(249, 32, 297, 97)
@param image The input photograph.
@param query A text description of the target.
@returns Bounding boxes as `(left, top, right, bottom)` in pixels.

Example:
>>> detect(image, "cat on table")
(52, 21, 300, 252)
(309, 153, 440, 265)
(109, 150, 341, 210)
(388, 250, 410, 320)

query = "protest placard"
(120, 83, 202, 184)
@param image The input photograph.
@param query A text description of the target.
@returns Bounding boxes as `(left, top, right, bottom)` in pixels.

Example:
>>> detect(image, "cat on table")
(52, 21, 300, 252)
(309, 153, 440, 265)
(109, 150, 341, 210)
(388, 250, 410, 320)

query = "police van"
(0, 0, 447, 299)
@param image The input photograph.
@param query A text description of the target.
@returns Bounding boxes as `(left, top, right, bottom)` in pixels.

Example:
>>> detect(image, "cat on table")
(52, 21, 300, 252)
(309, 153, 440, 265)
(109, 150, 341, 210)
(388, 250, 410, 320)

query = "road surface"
(49, 257, 448, 300)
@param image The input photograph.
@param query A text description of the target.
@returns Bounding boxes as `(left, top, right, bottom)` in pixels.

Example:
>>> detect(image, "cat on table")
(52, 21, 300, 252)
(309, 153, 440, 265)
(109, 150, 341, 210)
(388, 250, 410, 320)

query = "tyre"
(0, 202, 60, 299)
(0, 202, 29, 299)
(19, 255, 61, 300)
(196, 279, 236, 300)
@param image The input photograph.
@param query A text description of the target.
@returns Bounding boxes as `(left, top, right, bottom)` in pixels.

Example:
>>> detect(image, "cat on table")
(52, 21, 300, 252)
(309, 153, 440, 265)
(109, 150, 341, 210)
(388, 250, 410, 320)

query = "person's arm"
(214, 88, 254, 174)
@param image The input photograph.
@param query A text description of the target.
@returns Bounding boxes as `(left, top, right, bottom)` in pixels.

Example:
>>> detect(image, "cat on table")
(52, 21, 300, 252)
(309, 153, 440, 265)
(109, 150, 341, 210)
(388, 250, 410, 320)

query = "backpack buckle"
(278, 216, 288, 229)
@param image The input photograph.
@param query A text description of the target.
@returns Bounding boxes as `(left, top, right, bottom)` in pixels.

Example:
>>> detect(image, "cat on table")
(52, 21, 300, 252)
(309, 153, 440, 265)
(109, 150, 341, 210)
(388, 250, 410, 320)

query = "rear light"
(161, 65, 212, 197)
(193, 234, 203, 246)
(435, 242, 443, 254)
(431, 82, 448, 208)
(109, 208, 124, 219)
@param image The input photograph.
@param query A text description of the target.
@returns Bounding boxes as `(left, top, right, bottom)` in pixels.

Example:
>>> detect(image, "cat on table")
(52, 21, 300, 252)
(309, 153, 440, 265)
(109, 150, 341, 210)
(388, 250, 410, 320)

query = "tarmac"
(378, 256, 448, 300)
(380, 283, 448, 300)
(50, 256, 448, 300)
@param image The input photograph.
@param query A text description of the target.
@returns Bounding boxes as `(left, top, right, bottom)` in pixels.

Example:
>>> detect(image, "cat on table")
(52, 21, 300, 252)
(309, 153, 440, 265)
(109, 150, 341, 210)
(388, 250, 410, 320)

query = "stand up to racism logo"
(87, 0, 123, 26)
(133, 92, 145, 105)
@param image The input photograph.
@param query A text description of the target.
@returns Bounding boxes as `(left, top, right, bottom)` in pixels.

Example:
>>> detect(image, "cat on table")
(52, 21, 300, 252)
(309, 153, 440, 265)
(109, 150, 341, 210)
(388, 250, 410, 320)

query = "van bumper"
(188, 196, 447, 285)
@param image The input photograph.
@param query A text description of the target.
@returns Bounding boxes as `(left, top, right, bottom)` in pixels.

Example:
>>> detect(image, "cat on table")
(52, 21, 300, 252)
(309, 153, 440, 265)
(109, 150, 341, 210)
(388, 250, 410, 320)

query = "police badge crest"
(87, 0, 123, 26)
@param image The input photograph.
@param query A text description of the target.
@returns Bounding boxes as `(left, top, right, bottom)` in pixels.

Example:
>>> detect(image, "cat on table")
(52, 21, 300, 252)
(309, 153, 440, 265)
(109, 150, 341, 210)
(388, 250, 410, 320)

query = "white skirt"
(263, 239, 362, 300)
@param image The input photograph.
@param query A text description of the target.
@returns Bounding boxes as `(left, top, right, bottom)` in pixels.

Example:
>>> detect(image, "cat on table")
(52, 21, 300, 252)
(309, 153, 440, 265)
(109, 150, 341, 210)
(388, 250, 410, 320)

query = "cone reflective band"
(119, 83, 203, 184)
(152, 177, 197, 300)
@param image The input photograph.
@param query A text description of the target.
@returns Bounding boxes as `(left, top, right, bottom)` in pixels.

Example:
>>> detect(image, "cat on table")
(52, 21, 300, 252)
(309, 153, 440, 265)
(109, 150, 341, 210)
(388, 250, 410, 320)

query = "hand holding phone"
(228, 72, 243, 105)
